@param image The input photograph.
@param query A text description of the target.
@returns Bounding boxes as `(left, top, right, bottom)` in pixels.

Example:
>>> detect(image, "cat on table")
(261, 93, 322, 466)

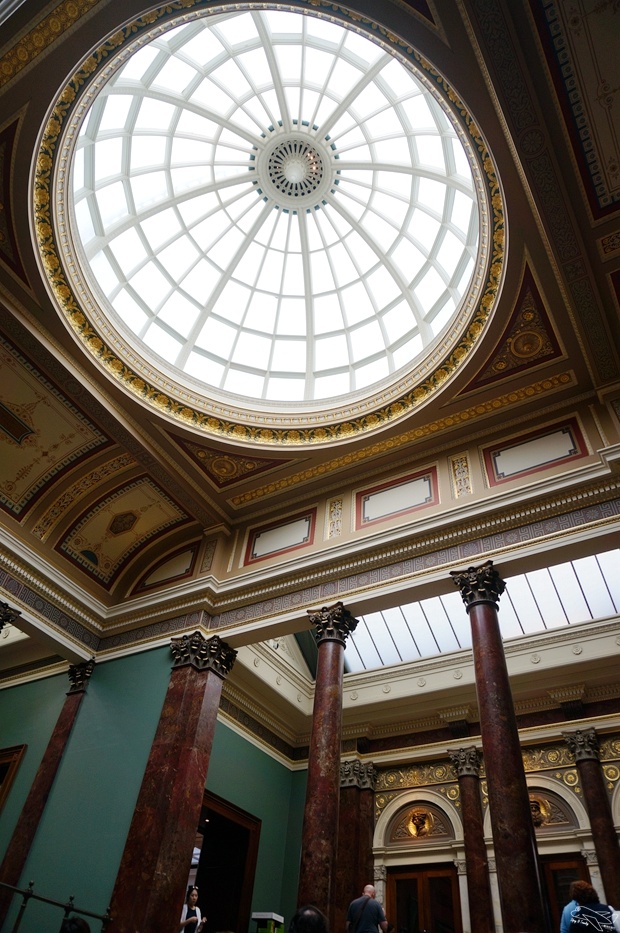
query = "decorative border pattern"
(33, 0, 504, 446)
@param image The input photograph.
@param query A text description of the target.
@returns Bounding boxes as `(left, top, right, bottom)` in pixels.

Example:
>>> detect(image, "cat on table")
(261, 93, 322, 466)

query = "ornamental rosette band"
(450, 560, 505, 610)
(170, 631, 237, 677)
(307, 601, 358, 645)
(449, 746, 482, 777)
(563, 727, 600, 762)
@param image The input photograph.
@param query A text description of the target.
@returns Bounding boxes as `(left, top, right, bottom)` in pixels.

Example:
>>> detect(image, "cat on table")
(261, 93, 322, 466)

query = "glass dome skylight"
(69, 7, 483, 409)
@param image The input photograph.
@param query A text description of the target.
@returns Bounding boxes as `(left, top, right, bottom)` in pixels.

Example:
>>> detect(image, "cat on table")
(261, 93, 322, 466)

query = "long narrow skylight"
(344, 549, 620, 672)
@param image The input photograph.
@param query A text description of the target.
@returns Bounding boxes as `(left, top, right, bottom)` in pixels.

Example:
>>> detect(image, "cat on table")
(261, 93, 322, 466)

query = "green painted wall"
(207, 721, 307, 924)
(0, 648, 305, 930)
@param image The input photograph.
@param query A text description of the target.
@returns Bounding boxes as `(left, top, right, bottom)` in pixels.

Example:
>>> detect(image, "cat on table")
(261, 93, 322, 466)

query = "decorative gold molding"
(0, 0, 103, 90)
(230, 372, 574, 505)
(33, 0, 504, 446)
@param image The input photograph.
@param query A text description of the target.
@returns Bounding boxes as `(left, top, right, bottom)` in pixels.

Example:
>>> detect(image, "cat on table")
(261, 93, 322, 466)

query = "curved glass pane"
(72, 8, 480, 404)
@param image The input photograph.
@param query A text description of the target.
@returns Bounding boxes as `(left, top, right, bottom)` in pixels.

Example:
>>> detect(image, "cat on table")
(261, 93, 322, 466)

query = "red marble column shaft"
(298, 637, 344, 916)
(452, 563, 546, 933)
(334, 762, 375, 933)
(449, 748, 494, 933)
(564, 730, 620, 906)
(109, 633, 235, 933)
(0, 661, 93, 928)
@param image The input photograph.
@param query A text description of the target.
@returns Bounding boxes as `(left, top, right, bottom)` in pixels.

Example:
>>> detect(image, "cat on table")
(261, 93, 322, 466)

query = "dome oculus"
(37, 3, 498, 439)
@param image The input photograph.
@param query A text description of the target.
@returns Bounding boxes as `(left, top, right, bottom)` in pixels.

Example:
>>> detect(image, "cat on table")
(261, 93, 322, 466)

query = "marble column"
(448, 746, 495, 933)
(563, 727, 620, 906)
(0, 658, 95, 928)
(297, 602, 358, 921)
(451, 561, 546, 933)
(109, 631, 236, 933)
(334, 760, 376, 933)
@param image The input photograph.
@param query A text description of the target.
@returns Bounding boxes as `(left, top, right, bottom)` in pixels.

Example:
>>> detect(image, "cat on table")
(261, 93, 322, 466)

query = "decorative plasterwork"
(1, 476, 619, 651)
(168, 435, 292, 489)
(0, 0, 102, 91)
(0, 337, 112, 517)
(463, 264, 562, 391)
(469, 0, 619, 382)
(57, 475, 193, 586)
(33, 0, 503, 446)
(230, 372, 575, 507)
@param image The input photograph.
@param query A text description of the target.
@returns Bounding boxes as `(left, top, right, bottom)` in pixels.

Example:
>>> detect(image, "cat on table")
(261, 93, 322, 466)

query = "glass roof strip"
(344, 549, 620, 673)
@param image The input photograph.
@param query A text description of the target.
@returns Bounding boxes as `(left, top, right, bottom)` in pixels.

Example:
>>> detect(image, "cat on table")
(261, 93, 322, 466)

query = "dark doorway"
(386, 865, 463, 933)
(193, 791, 261, 933)
(541, 854, 590, 933)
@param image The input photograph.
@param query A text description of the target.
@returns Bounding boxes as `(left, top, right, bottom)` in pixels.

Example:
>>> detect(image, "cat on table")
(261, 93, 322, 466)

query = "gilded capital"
(67, 658, 95, 694)
(307, 601, 358, 645)
(449, 745, 482, 777)
(450, 560, 505, 610)
(0, 601, 21, 634)
(170, 631, 237, 677)
(563, 727, 600, 762)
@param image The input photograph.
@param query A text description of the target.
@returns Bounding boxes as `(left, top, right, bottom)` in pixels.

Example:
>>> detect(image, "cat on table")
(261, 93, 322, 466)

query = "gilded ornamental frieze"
(375, 735, 620, 820)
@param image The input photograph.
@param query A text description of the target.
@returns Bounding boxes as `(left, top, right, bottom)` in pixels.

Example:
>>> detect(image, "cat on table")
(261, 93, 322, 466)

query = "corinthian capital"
(170, 631, 237, 678)
(340, 759, 377, 789)
(0, 601, 21, 634)
(449, 746, 482, 777)
(67, 658, 95, 694)
(563, 727, 600, 762)
(450, 560, 505, 610)
(307, 601, 358, 645)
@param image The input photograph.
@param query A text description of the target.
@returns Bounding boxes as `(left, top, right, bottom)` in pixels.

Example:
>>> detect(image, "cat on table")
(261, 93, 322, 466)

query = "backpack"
(568, 904, 615, 932)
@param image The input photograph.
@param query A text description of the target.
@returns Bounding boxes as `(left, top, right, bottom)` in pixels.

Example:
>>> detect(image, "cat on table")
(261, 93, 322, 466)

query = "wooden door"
(541, 855, 590, 933)
(386, 866, 463, 933)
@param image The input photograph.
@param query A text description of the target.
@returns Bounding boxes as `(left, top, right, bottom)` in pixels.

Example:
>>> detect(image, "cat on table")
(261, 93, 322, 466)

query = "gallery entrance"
(540, 854, 590, 933)
(189, 790, 261, 933)
(386, 866, 463, 933)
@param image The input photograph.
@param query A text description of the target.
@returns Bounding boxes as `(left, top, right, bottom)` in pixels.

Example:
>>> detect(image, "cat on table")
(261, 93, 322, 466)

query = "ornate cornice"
(1, 479, 619, 653)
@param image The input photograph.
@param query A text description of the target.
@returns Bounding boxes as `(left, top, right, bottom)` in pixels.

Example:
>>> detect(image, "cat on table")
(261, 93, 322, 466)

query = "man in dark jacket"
(346, 886, 388, 933)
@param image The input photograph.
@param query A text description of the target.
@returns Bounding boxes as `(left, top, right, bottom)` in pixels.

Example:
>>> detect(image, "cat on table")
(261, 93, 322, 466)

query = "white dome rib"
(71, 7, 481, 406)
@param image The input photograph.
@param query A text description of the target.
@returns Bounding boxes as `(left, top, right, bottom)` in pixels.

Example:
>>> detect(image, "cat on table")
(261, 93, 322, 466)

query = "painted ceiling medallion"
(34, 1, 503, 446)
